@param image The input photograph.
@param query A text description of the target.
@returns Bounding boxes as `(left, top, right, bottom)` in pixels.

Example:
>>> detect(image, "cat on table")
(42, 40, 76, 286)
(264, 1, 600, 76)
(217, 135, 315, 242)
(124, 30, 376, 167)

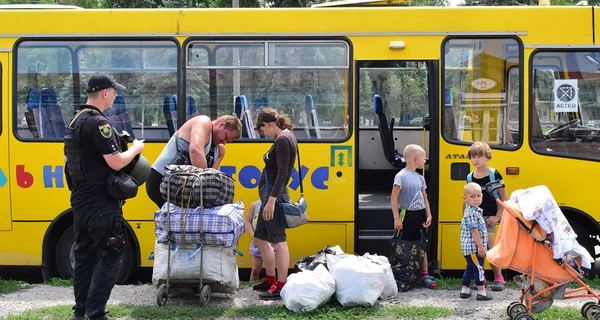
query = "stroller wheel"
(584, 303, 600, 319)
(594, 313, 600, 320)
(582, 302, 597, 317)
(514, 313, 534, 320)
(156, 283, 168, 307)
(507, 302, 520, 318)
(508, 302, 527, 319)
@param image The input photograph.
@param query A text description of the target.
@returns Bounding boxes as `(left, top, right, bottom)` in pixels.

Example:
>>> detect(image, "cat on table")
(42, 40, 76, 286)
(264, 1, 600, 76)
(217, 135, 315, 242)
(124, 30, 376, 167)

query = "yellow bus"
(1, 5, 599, 283)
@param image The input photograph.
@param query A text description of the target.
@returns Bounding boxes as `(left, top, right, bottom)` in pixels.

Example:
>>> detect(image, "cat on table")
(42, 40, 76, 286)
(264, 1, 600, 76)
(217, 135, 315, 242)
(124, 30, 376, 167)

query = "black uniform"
(65, 105, 125, 320)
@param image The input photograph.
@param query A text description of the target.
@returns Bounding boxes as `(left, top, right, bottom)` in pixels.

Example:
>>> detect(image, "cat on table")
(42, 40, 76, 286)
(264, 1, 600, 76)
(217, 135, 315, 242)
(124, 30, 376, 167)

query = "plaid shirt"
(460, 204, 488, 256)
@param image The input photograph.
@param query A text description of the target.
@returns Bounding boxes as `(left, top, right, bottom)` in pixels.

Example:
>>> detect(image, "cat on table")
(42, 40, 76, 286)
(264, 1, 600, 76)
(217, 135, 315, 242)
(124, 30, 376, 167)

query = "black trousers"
(72, 200, 123, 320)
(146, 168, 165, 209)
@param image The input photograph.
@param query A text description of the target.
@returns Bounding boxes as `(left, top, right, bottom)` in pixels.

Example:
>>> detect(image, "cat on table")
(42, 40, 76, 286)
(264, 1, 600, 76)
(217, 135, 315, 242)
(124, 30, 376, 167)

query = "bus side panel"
(0, 222, 48, 265)
(0, 53, 10, 231)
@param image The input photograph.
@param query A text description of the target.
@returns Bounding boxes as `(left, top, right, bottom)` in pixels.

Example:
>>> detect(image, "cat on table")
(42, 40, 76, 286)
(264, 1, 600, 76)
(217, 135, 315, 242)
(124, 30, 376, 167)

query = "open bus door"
(355, 60, 438, 260)
(0, 53, 10, 231)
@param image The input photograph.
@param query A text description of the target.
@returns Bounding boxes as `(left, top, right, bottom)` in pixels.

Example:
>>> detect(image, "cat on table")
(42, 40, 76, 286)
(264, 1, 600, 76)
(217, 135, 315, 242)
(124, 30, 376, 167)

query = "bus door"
(0, 52, 10, 231)
(355, 60, 437, 257)
(439, 37, 522, 270)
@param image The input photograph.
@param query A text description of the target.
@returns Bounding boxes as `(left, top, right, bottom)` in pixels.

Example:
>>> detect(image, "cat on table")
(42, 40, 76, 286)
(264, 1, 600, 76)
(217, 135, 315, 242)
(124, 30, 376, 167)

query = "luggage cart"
(155, 170, 212, 307)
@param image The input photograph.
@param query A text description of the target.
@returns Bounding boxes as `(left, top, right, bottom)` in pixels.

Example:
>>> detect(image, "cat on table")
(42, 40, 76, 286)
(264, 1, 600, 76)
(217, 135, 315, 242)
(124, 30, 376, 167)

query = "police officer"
(64, 73, 144, 320)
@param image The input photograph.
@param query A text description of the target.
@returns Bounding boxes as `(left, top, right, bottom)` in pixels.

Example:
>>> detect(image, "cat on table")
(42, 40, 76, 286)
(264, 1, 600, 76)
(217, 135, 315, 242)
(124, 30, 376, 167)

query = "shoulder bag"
(266, 143, 308, 228)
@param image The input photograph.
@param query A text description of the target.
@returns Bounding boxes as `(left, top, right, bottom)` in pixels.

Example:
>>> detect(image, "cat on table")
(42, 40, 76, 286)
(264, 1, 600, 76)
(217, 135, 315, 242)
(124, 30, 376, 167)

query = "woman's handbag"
(167, 131, 191, 166)
(266, 144, 308, 228)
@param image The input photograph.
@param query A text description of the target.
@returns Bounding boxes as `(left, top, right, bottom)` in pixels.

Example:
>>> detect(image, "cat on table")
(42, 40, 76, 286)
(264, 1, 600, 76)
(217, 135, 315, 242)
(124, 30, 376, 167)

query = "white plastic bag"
(152, 241, 239, 293)
(280, 264, 336, 312)
(326, 254, 387, 306)
(364, 254, 398, 300)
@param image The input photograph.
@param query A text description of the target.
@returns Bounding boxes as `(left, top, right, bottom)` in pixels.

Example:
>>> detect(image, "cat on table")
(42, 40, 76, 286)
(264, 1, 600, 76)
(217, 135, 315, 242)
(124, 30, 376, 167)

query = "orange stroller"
(485, 182, 600, 320)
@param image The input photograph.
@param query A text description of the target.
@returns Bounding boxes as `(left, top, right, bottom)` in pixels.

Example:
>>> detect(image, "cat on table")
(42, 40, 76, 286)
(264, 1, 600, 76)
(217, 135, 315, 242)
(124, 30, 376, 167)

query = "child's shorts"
(249, 240, 276, 258)
(400, 208, 427, 241)
(484, 217, 499, 233)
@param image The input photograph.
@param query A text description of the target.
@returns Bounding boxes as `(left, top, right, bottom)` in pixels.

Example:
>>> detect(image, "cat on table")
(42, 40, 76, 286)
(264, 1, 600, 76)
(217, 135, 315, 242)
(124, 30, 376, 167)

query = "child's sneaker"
(423, 275, 437, 289)
(491, 281, 505, 291)
(476, 293, 493, 301)
(259, 284, 282, 300)
(253, 278, 273, 292)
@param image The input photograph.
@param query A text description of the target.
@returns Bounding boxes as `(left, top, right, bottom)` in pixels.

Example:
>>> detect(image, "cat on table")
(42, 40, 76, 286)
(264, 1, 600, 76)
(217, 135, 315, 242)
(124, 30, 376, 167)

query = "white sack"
(152, 241, 239, 293)
(326, 254, 387, 306)
(364, 254, 398, 300)
(280, 264, 336, 312)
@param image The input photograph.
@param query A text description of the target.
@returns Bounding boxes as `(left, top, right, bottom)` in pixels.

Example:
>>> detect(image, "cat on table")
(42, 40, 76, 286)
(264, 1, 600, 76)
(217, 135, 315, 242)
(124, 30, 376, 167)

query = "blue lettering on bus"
(0, 168, 6, 188)
(221, 165, 329, 190)
(43, 166, 64, 188)
(30, 164, 330, 190)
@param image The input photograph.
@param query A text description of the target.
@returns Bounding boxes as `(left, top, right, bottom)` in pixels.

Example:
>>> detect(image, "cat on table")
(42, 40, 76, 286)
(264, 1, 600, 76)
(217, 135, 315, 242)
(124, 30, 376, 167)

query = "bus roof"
(312, 0, 410, 7)
(0, 4, 83, 10)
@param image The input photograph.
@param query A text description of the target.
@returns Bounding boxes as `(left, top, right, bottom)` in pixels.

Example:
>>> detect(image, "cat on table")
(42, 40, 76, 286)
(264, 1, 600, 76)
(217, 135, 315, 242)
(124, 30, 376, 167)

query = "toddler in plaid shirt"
(460, 182, 492, 300)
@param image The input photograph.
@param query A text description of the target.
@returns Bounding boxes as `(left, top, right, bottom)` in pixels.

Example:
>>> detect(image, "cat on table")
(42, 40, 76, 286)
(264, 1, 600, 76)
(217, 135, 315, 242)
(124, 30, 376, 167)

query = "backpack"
(467, 167, 501, 200)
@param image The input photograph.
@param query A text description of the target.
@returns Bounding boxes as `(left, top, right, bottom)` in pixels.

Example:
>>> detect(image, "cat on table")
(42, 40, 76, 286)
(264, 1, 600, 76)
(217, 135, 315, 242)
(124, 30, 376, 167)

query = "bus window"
(358, 61, 429, 129)
(442, 38, 521, 148)
(16, 40, 178, 141)
(531, 51, 600, 160)
(185, 40, 350, 141)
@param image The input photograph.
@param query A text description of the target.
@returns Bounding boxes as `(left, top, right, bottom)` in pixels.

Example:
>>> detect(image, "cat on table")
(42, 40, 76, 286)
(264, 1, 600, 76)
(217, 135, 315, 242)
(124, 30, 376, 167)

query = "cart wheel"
(156, 283, 168, 306)
(199, 284, 211, 307)
(594, 312, 600, 320)
(585, 303, 600, 319)
(508, 302, 527, 319)
(582, 302, 597, 317)
(514, 313, 535, 320)
(507, 301, 521, 318)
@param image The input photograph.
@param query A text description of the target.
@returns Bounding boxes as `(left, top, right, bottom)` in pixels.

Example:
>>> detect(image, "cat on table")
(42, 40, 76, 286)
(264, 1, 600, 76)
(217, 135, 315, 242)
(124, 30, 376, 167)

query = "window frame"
(440, 35, 524, 150)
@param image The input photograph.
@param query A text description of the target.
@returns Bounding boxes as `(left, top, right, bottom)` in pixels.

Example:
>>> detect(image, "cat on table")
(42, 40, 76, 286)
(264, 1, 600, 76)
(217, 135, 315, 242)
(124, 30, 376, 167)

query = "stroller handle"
(484, 180, 504, 199)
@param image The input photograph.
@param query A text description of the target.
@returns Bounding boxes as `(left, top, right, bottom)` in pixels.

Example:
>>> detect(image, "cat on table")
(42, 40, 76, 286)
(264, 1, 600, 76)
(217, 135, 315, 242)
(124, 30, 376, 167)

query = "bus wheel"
(570, 221, 598, 277)
(55, 225, 135, 284)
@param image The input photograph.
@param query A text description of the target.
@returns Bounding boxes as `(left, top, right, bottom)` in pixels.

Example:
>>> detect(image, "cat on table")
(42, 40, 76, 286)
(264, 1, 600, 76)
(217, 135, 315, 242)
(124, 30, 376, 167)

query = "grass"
(4, 303, 453, 320)
(45, 277, 73, 287)
(0, 278, 24, 295)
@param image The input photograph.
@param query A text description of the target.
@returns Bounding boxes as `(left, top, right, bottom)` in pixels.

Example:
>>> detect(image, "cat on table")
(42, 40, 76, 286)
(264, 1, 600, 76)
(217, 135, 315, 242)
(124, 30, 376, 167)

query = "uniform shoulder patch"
(98, 124, 113, 139)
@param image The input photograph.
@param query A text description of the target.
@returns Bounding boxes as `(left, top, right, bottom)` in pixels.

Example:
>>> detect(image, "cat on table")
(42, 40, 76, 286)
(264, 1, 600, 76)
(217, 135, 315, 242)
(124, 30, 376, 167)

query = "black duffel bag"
(160, 165, 235, 208)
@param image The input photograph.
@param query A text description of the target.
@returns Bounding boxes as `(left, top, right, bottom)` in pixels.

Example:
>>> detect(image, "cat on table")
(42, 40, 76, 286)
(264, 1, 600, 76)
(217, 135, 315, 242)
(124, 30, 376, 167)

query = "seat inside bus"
(372, 94, 405, 168)
(304, 95, 321, 139)
(163, 95, 197, 137)
(105, 95, 135, 139)
(25, 88, 66, 139)
(234, 95, 258, 139)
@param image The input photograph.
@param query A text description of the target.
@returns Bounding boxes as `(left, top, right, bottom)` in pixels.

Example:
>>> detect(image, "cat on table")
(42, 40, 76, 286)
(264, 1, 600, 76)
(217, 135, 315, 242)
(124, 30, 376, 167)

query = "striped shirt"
(460, 204, 488, 256)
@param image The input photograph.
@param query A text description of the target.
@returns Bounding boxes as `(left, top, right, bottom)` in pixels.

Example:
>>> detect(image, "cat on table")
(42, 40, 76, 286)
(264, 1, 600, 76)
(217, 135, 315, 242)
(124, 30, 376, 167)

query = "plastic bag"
(280, 264, 336, 312)
(364, 254, 398, 300)
(326, 254, 387, 306)
(294, 245, 345, 272)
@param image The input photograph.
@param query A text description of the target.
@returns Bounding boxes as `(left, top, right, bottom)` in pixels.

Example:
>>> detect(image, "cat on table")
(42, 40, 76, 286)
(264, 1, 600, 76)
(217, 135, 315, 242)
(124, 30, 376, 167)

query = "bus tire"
(55, 225, 135, 284)
(570, 220, 598, 277)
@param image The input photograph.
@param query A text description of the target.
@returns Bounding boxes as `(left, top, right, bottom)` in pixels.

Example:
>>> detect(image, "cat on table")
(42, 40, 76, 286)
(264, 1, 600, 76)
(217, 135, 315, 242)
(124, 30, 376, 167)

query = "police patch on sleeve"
(98, 124, 113, 139)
